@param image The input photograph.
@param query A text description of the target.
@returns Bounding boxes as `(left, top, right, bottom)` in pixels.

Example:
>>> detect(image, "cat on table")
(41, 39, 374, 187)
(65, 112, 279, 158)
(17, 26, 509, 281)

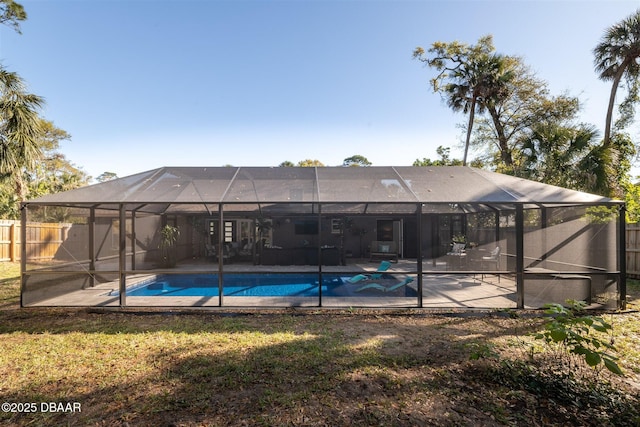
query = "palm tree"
(414, 36, 514, 166)
(594, 9, 640, 148)
(445, 53, 514, 165)
(442, 64, 478, 166)
(0, 67, 45, 201)
(520, 122, 599, 189)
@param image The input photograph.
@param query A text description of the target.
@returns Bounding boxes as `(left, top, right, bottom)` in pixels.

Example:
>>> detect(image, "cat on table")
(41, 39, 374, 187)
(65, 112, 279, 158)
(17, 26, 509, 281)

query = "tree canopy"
(413, 30, 640, 201)
(343, 155, 371, 167)
(413, 146, 463, 166)
(414, 36, 516, 166)
(0, 0, 87, 219)
(0, 0, 26, 33)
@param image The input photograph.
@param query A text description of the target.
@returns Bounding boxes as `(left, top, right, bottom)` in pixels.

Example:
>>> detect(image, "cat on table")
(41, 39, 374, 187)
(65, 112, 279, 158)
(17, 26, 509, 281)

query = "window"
(224, 221, 234, 243)
(331, 219, 341, 234)
(377, 219, 394, 241)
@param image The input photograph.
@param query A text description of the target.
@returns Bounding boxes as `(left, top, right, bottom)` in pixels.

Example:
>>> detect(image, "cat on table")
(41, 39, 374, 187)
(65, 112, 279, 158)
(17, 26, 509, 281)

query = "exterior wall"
(269, 216, 411, 263)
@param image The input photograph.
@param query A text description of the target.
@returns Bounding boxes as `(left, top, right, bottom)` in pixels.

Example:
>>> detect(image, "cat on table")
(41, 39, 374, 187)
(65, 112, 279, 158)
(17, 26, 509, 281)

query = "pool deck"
(24, 258, 524, 309)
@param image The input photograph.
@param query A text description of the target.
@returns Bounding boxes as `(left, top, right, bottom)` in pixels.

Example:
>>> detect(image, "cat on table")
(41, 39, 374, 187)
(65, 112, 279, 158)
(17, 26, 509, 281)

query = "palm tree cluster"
(415, 10, 640, 201)
(413, 35, 515, 166)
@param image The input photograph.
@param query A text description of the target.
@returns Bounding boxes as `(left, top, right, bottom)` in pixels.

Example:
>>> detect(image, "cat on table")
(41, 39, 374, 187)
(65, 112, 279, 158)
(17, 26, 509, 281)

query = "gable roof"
(24, 166, 620, 214)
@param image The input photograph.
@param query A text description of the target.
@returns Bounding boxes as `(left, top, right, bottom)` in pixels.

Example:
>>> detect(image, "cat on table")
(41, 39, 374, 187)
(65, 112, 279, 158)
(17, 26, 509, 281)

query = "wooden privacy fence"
(627, 224, 640, 278)
(0, 220, 72, 262)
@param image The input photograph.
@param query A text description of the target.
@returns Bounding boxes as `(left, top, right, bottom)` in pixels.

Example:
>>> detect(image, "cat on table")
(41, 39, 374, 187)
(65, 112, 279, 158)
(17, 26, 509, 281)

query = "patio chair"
(347, 260, 392, 283)
(369, 240, 399, 262)
(206, 243, 232, 263)
(446, 242, 467, 270)
(355, 277, 414, 293)
(481, 246, 501, 282)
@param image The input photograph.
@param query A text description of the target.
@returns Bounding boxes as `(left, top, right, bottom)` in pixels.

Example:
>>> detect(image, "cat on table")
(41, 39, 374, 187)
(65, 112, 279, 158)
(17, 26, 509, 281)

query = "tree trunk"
(603, 60, 629, 148)
(487, 106, 513, 168)
(463, 98, 476, 166)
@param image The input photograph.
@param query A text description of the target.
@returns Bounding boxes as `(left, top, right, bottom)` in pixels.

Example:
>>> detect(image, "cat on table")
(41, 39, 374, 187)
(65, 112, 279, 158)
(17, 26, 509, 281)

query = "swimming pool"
(113, 273, 355, 297)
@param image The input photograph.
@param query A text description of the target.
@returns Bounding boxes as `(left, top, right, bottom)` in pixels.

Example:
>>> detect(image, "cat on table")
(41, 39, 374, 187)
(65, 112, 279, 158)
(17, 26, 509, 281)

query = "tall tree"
(0, 68, 44, 201)
(470, 57, 580, 173)
(594, 9, 640, 148)
(413, 35, 514, 166)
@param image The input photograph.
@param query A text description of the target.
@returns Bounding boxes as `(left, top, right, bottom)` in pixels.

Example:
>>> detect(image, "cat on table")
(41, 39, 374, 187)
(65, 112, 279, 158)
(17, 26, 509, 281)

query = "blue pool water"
(114, 273, 353, 297)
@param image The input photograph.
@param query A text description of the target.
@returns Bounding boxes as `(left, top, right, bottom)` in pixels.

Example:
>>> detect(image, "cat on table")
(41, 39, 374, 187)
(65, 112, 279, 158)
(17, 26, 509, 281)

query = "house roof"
(23, 166, 621, 214)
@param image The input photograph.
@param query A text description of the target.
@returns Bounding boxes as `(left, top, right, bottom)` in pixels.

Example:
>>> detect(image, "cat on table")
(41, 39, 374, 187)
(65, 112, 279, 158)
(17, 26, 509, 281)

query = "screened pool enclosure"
(20, 166, 626, 309)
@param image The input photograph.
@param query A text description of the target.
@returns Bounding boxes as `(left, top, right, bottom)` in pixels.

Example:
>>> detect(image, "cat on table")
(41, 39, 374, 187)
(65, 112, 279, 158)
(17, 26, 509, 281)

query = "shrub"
(534, 300, 623, 375)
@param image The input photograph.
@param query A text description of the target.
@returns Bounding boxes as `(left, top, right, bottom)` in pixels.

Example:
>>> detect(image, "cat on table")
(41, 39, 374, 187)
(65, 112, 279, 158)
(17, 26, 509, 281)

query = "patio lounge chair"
(355, 277, 414, 293)
(347, 260, 392, 283)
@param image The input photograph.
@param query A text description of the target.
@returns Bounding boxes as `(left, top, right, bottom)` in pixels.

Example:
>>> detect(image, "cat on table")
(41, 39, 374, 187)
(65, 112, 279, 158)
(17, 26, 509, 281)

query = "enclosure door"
(237, 219, 254, 247)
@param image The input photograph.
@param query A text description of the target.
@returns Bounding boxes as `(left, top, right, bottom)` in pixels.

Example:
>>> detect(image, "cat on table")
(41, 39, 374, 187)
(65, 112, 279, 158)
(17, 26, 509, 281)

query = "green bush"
(534, 300, 623, 375)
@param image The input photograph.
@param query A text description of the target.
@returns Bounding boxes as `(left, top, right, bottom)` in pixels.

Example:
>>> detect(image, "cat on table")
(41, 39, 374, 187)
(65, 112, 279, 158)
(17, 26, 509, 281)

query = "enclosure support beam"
(19, 204, 27, 308)
(131, 210, 136, 270)
(317, 204, 323, 307)
(417, 203, 423, 308)
(89, 208, 95, 287)
(494, 210, 500, 244)
(431, 216, 438, 268)
(516, 204, 524, 309)
(540, 207, 548, 266)
(218, 203, 224, 307)
(119, 204, 126, 308)
(619, 204, 627, 310)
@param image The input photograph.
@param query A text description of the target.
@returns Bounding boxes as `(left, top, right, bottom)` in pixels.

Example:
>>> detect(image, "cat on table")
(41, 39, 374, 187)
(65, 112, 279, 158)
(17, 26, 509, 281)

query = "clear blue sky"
(1, 0, 639, 180)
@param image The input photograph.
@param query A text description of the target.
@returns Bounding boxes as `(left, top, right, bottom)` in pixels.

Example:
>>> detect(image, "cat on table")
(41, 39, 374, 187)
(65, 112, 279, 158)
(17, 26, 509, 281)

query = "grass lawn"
(0, 262, 639, 426)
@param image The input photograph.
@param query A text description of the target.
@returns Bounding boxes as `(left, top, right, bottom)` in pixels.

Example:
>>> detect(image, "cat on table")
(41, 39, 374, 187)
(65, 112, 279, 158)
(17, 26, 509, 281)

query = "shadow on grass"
(0, 318, 523, 426)
(0, 306, 608, 426)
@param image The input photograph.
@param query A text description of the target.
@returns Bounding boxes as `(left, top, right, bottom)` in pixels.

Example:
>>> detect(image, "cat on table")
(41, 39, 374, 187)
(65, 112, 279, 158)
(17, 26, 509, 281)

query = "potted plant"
(159, 224, 180, 268)
(452, 233, 466, 244)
